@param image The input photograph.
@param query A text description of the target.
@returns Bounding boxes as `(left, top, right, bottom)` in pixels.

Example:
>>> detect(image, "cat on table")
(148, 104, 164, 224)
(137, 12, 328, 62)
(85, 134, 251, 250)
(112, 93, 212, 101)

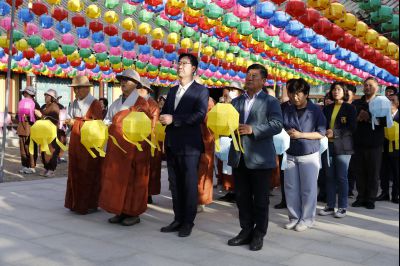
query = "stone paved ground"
(0, 134, 399, 265)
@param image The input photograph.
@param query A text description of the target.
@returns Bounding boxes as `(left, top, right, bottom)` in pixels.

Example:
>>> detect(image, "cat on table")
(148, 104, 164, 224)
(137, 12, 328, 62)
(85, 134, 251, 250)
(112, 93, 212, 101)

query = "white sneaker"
(295, 223, 308, 232)
(197, 205, 205, 213)
(45, 170, 55, 177)
(23, 168, 36, 174)
(19, 167, 28, 174)
(319, 206, 335, 216)
(334, 208, 347, 218)
(285, 221, 298, 230)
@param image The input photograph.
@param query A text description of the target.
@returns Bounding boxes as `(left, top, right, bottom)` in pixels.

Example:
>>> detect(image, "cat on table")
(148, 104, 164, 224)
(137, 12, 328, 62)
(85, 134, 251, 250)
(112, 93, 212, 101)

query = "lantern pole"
(0, 0, 16, 183)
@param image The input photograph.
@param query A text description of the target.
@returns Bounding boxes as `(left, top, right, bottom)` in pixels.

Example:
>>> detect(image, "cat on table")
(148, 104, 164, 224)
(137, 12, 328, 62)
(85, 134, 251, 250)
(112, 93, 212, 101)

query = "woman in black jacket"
(319, 82, 357, 218)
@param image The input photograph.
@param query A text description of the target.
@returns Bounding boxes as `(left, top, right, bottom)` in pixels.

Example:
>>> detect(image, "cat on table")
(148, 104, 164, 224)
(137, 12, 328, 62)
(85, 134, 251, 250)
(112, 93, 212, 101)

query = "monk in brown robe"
(137, 78, 161, 204)
(198, 97, 215, 211)
(99, 69, 152, 226)
(64, 76, 103, 214)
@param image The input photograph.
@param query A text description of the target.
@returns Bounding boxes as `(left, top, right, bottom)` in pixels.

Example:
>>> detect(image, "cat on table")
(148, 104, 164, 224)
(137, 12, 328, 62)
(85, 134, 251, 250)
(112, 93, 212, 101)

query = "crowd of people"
(15, 53, 399, 252)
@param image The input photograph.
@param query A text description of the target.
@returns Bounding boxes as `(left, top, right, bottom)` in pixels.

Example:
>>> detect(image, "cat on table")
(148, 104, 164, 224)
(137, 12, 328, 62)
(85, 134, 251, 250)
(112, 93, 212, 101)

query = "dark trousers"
(278, 155, 286, 203)
(348, 155, 356, 194)
(166, 148, 200, 225)
(41, 140, 60, 171)
(380, 151, 399, 199)
(19, 136, 38, 168)
(233, 158, 271, 237)
(353, 147, 383, 203)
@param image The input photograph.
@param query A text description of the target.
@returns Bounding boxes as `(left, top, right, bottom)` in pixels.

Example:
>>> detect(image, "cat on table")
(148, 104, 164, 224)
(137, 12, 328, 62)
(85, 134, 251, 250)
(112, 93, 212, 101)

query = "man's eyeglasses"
(178, 62, 192, 66)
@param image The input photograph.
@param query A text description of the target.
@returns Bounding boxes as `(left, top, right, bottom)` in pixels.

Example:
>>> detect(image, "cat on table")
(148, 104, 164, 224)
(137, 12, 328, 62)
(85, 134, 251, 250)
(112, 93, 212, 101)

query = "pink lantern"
(250, 13, 266, 28)
(123, 51, 137, 59)
(292, 38, 307, 48)
(0, 55, 8, 64)
(138, 54, 150, 62)
(160, 59, 172, 67)
(204, 69, 213, 78)
(335, 61, 346, 69)
(61, 33, 74, 45)
(233, 4, 252, 19)
(264, 23, 281, 36)
(78, 38, 91, 49)
(149, 57, 161, 66)
(327, 55, 338, 64)
(160, 12, 169, 20)
(303, 44, 318, 54)
(215, 72, 223, 79)
(25, 23, 39, 35)
(0, 17, 12, 31)
(17, 58, 29, 68)
(344, 64, 354, 72)
(77, 70, 86, 76)
(215, 0, 236, 9)
(316, 51, 329, 61)
(279, 31, 295, 43)
(93, 43, 107, 53)
(109, 47, 122, 56)
(41, 28, 55, 40)
(197, 69, 205, 75)
(18, 98, 36, 123)
(48, 65, 58, 71)
(0, 112, 11, 129)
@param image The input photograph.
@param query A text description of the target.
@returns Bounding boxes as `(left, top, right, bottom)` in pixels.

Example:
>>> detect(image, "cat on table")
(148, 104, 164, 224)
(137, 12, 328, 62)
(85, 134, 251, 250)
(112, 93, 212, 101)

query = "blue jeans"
(323, 149, 351, 209)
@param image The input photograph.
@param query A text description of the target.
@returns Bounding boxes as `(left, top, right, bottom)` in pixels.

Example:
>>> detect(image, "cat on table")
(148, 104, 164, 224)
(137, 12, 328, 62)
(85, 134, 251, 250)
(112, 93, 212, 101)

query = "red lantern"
(371, 50, 384, 64)
(349, 38, 364, 54)
(313, 18, 332, 35)
(337, 33, 355, 49)
(178, 48, 189, 54)
(198, 16, 213, 31)
(70, 59, 82, 67)
(122, 31, 136, 42)
(184, 14, 200, 25)
(3, 47, 17, 55)
(271, 0, 286, 5)
(145, 0, 163, 6)
(165, 4, 182, 17)
(229, 30, 240, 44)
(151, 40, 164, 50)
(40, 53, 52, 63)
(71, 14, 86, 27)
(164, 44, 176, 53)
(56, 56, 68, 64)
(360, 45, 375, 59)
(232, 64, 240, 72)
(215, 26, 228, 39)
(254, 43, 265, 54)
(136, 35, 148, 45)
(222, 62, 231, 69)
(89, 21, 103, 32)
(201, 55, 211, 63)
(6, 0, 23, 9)
(23, 48, 35, 59)
(326, 24, 345, 41)
(52, 7, 68, 22)
(211, 58, 220, 66)
(86, 62, 96, 69)
(298, 8, 321, 28)
(31, 2, 48, 16)
(285, 0, 307, 18)
(100, 65, 110, 71)
(104, 25, 118, 36)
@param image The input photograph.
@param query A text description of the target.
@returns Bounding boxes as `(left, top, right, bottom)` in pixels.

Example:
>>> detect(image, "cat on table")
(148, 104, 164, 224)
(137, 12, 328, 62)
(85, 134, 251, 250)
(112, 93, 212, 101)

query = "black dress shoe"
(121, 216, 140, 226)
(228, 230, 253, 246)
(178, 224, 194, 237)
(365, 202, 375, 209)
(249, 236, 264, 251)
(392, 197, 399, 204)
(376, 193, 390, 201)
(108, 214, 126, 224)
(274, 202, 287, 209)
(147, 196, 153, 204)
(160, 221, 181, 233)
(219, 192, 236, 203)
(351, 200, 365, 207)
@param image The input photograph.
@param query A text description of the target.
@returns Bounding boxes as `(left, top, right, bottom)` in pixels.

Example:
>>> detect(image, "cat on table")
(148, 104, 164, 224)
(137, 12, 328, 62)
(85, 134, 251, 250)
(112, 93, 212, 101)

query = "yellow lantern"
(15, 39, 29, 51)
(215, 50, 226, 60)
(307, 0, 330, 11)
(167, 32, 180, 44)
(323, 3, 346, 20)
(151, 28, 164, 40)
(349, 21, 368, 37)
(181, 38, 193, 49)
(226, 53, 235, 63)
(67, 0, 83, 12)
(168, 0, 185, 8)
(193, 42, 200, 53)
(186, 7, 201, 17)
(29, 120, 67, 155)
(386, 42, 398, 56)
(122, 112, 156, 151)
(104, 11, 119, 24)
(35, 44, 47, 55)
(202, 46, 215, 56)
(207, 103, 244, 153)
(364, 29, 379, 45)
(138, 23, 152, 35)
(375, 36, 389, 50)
(51, 48, 64, 58)
(154, 121, 166, 148)
(0, 36, 9, 48)
(335, 13, 357, 30)
(67, 51, 79, 61)
(84, 55, 96, 64)
(385, 121, 399, 152)
(86, 4, 101, 19)
(121, 18, 137, 31)
(80, 120, 109, 158)
(236, 57, 245, 67)
(46, 0, 61, 4)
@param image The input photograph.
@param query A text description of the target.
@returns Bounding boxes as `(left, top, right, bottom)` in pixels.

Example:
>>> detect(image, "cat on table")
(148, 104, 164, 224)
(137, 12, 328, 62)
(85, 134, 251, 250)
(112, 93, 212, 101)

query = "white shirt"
(392, 109, 398, 119)
(104, 90, 139, 125)
(67, 93, 96, 119)
(244, 91, 262, 123)
(174, 80, 194, 110)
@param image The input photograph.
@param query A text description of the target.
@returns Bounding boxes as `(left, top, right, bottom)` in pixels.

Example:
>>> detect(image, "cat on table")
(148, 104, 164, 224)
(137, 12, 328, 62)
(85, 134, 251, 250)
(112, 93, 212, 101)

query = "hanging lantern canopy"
(298, 8, 321, 28)
(335, 13, 357, 30)
(86, 5, 101, 19)
(67, 0, 84, 12)
(71, 14, 86, 27)
(323, 3, 346, 20)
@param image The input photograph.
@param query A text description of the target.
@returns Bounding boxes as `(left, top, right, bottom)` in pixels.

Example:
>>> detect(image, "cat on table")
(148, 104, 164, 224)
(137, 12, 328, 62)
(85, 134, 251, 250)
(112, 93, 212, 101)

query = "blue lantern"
(92, 65, 100, 73)
(45, 59, 56, 67)
(76, 61, 86, 71)
(237, 0, 258, 7)
(56, 21, 72, 34)
(269, 11, 290, 28)
(153, 49, 165, 59)
(139, 45, 151, 55)
(219, 67, 228, 75)
(322, 41, 339, 55)
(39, 15, 54, 29)
(0, 48, 4, 57)
(267, 79, 274, 85)
(228, 70, 237, 77)
(30, 55, 41, 65)
(345, 52, 359, 65)
(184, 21, 197, 28)
(335, 48, 351, 61)
(127, 0, 144, 3)
(76, 27, 90, 39)
(147, 4, 164, 13)
(199, 62, 209, 70)
(18, 8, 34, 23)
(285, 21, 304, 36)
(92, 32, 105, 43)
(103, 69, 113, 75)
(166, 53, 177, 62)
(255, 1, 276, 19)
(13, 52, 24, 61)
(0, 1, 11, 16)
(122, 40, 135, 51)
(298, 28, 316, 43)
(310, 35, 328, 49)
(209, 64, 218, 72)
(109, 36, 122, 47)
(362, 62, 374, 73)
(60, 62, 70, 69)
(238, 71, 246, 79)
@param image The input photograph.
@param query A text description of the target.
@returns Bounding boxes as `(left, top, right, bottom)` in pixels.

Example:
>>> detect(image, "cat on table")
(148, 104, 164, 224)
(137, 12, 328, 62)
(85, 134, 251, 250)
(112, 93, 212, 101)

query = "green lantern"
(122, 58, 133, 67)
(169, 21, 182, 33)
(239, 50, 250, 58)
(252, 28, 267, 42)
(55, 67, 63, 75)
(12, 30, 24, 42)
(155, 16, 169, 27)
(222, 13, 240, 28)
(217, 42, 230, 51)
(266, 36, 280, 48)
(187, 0, 206, 10)
(45, 40, 59, 52)
(105, 0, 119, 9)
(204, 3, 224, 20)
(200, 34, 209, 43)
(160, 67, 169, 74)
(121, 3, 136, 16)
(27, 35, 42, 48)
(147, 64, 158, 72)
(208, 37, 219, 48)
(228, 45, 240, 53)
(136, 61, 147, 69)
(79, 48, 92, 59)
(138, 9, 154, 22)
(182, 27, 195, 38)
(61, 45, 76, 56)
(109, 56, 121, 65)
(96, 53, 108, 62)
(237, 21, 254, 36)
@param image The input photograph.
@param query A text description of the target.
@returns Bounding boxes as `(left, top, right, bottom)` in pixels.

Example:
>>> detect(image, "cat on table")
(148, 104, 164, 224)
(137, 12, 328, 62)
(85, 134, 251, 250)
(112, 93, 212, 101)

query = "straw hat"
(226, 81, 244, 91)
(140, 78, 154, 93)
(70, 75, 93, 87)
(116, 69, 141, 84)
(44, 89, 61, 100)
(20, 86, 36, 96)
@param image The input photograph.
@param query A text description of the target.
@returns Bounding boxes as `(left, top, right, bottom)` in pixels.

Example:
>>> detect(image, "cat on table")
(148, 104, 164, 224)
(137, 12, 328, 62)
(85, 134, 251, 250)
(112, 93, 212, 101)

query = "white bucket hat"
(20, 86, 36, 96)
(44, 89, 61, 100)
(140, 78, 154, 93)
(226, 81, 244, 91)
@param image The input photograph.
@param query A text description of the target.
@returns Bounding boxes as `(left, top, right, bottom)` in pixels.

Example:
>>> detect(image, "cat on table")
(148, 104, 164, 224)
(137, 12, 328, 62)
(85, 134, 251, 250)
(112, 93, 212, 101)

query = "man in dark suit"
(159, 53, 209, 237)
(227, 64, 283, 251)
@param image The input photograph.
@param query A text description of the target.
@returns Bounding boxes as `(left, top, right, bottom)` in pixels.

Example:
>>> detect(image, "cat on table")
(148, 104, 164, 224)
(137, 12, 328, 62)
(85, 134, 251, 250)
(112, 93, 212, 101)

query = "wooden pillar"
(99, 80, 104, 98)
